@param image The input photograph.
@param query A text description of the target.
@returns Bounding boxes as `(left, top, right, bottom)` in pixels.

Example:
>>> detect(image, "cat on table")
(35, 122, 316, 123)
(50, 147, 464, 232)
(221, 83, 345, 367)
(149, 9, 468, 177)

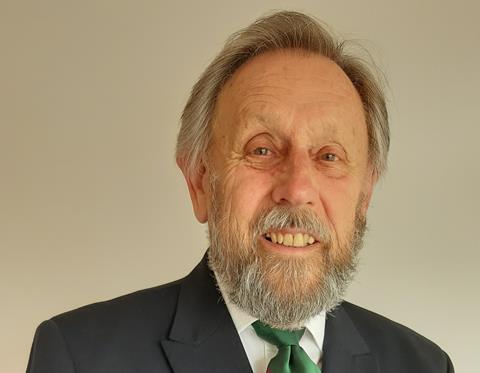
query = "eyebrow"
(240, 116, 285, 143)
(245, 112, 340, 137)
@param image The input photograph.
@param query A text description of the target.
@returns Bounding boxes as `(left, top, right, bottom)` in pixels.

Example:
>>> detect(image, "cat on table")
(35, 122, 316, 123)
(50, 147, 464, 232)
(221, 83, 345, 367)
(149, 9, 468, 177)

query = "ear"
(360, 167, 378, 216)
(177, 156, 209, 223)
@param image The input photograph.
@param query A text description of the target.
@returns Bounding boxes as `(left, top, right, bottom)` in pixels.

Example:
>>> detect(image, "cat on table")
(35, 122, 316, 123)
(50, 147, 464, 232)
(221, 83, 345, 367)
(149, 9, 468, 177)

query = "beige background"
(1, 1, 478, 372)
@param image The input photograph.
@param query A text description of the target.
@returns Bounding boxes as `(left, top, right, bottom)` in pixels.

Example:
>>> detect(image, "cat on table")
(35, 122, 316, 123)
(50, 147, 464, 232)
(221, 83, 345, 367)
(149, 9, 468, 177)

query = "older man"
(27, 11, 454, 373)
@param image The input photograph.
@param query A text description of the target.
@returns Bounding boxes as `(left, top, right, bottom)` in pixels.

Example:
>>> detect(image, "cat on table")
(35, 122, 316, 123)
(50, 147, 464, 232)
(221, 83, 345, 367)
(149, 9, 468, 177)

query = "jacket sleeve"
(26, 319, 76, 373)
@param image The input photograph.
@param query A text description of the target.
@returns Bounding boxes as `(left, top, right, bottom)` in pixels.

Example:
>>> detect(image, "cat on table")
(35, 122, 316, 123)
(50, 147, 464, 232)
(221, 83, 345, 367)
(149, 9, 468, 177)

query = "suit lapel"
(322, 303, 378, 373)
(160, 255, 252, 373)
(161, 255, 378, 373)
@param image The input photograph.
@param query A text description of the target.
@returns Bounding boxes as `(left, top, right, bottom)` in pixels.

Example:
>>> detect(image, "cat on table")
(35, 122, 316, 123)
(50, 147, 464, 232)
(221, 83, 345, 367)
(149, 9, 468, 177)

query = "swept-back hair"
(176, 11, 389, 178)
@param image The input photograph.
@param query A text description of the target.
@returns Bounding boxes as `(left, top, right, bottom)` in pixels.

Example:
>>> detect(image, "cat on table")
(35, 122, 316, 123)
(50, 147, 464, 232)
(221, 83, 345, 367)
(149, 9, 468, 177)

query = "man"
(27, 11, 454, 373)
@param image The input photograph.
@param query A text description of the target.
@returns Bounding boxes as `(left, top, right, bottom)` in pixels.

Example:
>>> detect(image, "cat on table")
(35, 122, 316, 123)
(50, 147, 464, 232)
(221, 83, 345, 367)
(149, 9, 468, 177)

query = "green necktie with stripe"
(252, 320, 321, 373)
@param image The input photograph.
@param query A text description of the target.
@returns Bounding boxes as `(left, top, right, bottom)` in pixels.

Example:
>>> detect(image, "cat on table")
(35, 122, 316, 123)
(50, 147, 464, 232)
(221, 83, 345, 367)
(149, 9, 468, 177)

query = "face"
(181, 49, 376, 328)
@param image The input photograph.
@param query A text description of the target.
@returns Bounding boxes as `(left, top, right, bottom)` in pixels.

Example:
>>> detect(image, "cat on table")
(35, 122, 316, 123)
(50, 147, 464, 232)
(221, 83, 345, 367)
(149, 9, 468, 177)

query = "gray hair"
(176, 10, 389, 177)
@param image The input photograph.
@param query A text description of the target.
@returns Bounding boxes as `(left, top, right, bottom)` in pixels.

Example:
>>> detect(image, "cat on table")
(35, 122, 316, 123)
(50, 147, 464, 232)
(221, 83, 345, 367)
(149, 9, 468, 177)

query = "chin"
(261, 249, 326, 290)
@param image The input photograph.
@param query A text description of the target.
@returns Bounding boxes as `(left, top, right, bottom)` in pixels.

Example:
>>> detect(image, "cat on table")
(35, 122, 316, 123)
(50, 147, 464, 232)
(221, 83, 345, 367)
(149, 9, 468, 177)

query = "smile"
(264, 231, 317, 248)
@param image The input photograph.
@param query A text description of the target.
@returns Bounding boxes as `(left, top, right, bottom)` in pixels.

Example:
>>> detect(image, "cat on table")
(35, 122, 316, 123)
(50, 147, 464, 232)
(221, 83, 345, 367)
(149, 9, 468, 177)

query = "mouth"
(262, 230, 318, 249)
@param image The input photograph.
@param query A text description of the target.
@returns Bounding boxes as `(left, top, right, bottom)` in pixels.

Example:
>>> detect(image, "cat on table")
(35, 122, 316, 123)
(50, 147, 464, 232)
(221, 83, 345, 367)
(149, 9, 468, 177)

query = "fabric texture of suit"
(27, 255, 454, 373)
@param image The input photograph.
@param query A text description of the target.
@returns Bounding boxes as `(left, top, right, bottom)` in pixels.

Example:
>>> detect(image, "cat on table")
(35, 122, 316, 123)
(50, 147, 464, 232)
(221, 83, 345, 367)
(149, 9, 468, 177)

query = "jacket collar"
(322, 303, 378, 373)
(160, 254, 252, 373)
(161, 254, 377, 373)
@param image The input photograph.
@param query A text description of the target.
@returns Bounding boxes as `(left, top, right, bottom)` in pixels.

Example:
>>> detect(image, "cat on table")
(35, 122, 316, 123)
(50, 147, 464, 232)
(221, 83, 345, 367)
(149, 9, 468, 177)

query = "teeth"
(277, 233, 284, 244)
(283, 233, 293, 246)
(265, 231, 316, 247)
(293, 233, 304, 247)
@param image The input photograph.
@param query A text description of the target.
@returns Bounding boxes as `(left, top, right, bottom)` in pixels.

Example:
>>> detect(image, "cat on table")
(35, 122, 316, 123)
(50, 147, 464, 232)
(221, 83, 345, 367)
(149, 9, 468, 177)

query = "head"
(176, 11, 389, 329)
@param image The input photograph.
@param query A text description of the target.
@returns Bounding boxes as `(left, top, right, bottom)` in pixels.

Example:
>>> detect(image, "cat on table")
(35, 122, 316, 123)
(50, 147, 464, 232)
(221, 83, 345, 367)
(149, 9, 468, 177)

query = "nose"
(271, 151, 318, 207)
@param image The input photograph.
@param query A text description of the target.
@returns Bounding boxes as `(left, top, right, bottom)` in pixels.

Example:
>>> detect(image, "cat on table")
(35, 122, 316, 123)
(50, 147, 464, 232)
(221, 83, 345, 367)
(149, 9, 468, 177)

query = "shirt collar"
(215, 271, 326, 346)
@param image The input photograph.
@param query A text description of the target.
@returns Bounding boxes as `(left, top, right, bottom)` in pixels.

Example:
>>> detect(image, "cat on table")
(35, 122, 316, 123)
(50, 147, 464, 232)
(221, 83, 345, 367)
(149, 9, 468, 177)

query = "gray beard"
(207, 180, 366, 329)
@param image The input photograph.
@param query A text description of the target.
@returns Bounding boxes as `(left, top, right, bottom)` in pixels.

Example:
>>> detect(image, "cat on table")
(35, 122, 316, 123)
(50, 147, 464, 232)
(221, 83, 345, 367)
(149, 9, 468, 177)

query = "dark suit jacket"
(27, 255, 454, 372)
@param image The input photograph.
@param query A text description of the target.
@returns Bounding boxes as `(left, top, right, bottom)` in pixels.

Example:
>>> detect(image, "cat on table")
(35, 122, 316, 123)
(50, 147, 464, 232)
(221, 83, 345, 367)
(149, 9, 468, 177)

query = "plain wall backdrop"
(1, 1, 478, 372)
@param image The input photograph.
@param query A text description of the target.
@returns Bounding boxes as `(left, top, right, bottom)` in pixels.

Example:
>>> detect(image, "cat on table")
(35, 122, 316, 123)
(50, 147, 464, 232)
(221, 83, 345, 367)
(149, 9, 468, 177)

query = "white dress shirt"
(215, 274, 326, 373)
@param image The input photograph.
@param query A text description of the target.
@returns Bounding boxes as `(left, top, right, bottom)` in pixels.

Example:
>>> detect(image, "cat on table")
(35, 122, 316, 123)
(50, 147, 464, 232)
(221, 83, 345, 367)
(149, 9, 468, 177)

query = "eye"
(243, 134, 280, 170)
(321, 153, 338, 162)
(252, 147, 272, 156)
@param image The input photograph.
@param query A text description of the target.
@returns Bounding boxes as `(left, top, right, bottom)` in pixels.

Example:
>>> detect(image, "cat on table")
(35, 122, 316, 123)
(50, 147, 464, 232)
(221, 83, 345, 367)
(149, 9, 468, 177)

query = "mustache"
(251, 205, 331, 243)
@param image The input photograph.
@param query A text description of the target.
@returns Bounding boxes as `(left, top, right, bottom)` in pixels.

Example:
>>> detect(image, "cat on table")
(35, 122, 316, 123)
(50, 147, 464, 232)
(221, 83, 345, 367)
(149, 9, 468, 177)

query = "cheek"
(319, 177, 362, 237)
(222, 168, 274, 227)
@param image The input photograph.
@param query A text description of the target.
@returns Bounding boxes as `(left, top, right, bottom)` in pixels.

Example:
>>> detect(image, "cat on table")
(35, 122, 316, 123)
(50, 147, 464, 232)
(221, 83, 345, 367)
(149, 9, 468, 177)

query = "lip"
(259, 235, 319, 255)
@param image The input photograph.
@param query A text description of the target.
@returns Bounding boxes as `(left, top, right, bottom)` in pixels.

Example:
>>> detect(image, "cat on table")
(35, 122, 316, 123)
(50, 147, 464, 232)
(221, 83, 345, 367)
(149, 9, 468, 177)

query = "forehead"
(213, 49, 366, 143)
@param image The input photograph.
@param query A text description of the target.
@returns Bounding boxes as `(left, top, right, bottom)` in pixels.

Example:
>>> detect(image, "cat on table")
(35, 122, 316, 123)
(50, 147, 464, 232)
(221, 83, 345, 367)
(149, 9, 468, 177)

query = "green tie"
(252, 320, 321, 373)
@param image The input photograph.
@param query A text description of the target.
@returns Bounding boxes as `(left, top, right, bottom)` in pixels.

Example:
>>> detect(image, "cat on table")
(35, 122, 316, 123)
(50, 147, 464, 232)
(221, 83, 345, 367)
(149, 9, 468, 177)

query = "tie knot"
(252, 320, 305, 348)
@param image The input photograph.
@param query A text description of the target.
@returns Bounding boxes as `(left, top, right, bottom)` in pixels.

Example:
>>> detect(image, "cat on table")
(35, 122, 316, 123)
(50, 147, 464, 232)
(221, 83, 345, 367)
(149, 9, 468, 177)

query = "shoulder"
(338, 301, 454, 371)
(341, 301, 441, 350)
(28, 279, 185, 372)
(51, 278, 184, 345)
